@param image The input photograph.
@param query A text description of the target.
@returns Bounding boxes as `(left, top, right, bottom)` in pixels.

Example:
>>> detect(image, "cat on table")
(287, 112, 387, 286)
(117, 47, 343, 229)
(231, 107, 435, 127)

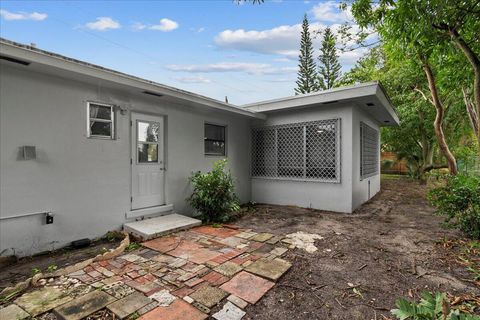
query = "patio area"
(0, 225, 294, 320)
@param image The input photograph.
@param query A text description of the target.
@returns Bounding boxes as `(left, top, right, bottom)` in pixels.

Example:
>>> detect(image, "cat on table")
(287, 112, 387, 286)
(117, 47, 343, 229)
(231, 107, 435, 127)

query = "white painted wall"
(251, 104, 354, 213)
(351, 107, 381, 210)
(0, 64, 252, 256)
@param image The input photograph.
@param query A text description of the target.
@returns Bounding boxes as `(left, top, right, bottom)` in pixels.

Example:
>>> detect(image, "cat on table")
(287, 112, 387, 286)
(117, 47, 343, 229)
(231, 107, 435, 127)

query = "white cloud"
(85, 17, 121, 31)
(310, 1, 352, 23)
(0, 9, 47, 21)
(149, 18, 178, 32)
(173, 76, 212, 83)
(132, 22, 147, 31)
(166, 62, 297, 75)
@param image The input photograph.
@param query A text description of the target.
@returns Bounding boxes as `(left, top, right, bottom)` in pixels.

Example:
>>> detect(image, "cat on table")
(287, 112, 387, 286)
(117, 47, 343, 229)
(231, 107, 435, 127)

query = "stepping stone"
(227, 295, 248, 309)
(250, 233, 274, 242)
(214, 261, 243, 277)
(107, 292, 151, 319)
(139, 300, 207, 320)
(0, 304, 30, 320)
(220, 271, 274, 304)
(53, 290, 116, 320)
(190, 285, 228, 308)
(192, 226, 240, 239)
(15, 287, 73, 317)
(102, 281, 135, 299)
(235, 231, 257, 240)
(270, 247, 288, 257)
(143, 236, 182, 253)
(212, 301, 246, 320)
(219, 236, 245, 248)
(245, 258, 291, 281)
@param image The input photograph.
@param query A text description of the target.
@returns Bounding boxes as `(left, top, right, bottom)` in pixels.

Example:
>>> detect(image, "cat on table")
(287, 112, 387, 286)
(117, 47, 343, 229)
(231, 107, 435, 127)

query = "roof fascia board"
(0, 41, 265, 120)
(242, 83, 378, 113)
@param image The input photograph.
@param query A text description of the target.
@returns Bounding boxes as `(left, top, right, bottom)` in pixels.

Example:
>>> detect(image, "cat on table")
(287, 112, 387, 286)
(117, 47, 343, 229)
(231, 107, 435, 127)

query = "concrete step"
(123, 213, 202, 241)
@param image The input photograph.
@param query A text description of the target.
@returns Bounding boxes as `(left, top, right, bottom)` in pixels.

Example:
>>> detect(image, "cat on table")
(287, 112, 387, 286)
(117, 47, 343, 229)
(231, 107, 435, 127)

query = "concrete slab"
(107, 292, 151, 319)
(190, 285, 228, 308)
(214, 261, 242, 277)
(14, 287, 73, 316)
(245, 258, 291, 281)
(53, 290, 116, 320)
(0, 304, 30, 320)
(124, 214, 201, 240)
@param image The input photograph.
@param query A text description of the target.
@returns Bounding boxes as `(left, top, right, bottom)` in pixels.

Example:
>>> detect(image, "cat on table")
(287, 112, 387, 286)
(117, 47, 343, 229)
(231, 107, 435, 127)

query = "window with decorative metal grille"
(252, 119, 341, 183)
(360, 122, 379, 179)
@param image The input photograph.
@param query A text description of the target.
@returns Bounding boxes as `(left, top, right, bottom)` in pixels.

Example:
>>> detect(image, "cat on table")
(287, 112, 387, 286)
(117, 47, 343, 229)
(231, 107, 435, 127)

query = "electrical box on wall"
(45, 212, 54, 224)
(22, 146, 36, 160)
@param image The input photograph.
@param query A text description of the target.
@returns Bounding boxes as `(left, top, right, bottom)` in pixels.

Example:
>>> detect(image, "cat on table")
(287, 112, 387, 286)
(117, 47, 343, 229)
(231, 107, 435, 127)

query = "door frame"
(130, 111, 168, 211)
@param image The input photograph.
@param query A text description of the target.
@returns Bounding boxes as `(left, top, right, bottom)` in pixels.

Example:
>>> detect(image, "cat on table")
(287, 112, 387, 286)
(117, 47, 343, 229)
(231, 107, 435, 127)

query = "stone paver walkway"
(0, 225, 292, 320)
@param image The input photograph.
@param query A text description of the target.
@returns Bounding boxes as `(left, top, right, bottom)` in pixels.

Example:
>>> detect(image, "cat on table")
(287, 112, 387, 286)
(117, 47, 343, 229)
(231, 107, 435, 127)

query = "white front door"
(131, 113, 165, 210)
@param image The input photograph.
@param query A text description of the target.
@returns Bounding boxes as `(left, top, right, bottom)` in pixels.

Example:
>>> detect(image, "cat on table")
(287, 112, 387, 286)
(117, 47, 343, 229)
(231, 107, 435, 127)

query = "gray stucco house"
(0, 39, 399, 257)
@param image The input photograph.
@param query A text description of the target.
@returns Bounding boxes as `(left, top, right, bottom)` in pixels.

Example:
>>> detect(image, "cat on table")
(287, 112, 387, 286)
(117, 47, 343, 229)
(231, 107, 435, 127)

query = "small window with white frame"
(204, 123, 226, 156)
(87, 102, 115, 139)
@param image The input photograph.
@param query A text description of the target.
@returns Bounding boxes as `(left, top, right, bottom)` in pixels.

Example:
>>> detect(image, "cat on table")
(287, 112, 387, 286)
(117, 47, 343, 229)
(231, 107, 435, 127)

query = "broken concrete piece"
(227, 294, 248, 309)
(149, 289, 177, 306)
(212, 301, 246, 320)
(282, 231, 323, 253)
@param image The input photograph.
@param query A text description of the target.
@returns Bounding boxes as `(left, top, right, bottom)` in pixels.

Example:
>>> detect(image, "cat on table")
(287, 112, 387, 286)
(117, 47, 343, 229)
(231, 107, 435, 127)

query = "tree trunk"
(462, 87, 479, 139)
(422, 61, 458, 175)
(449, 29, 480, 146)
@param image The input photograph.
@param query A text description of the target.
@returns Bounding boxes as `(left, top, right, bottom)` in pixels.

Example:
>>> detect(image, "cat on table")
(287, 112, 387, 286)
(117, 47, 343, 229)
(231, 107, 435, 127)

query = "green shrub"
(391, 292, 477, 320)
(187, 159, 240, 223)
(428, 174, 480, 239)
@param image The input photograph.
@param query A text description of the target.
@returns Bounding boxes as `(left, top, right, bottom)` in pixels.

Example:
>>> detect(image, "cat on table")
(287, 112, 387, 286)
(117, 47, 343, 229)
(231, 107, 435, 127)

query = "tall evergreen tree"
(295, 15, 319, 94)
(318, 27, 342, 90)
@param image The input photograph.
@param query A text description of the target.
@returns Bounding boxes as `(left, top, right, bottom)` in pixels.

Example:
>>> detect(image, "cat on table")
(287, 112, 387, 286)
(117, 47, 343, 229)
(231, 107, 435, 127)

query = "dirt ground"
(0, 238, 120, 290)
(235, 177, 480, 320)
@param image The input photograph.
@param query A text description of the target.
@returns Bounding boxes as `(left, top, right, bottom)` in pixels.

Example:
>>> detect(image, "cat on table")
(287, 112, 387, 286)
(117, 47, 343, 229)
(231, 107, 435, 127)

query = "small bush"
(187, 159, 240, 223)
(391, 292, 477, 320)
(428, 174, 480, 239)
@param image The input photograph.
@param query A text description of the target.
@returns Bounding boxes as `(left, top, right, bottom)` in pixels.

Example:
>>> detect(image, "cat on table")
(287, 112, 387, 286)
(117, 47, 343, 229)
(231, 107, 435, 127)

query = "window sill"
(252, 176, 340, 184)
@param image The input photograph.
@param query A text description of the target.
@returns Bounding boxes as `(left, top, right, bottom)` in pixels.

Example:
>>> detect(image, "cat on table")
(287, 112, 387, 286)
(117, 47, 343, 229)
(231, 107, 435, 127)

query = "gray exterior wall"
(351, 107, 381, 210)
(0, 64, 252, 256)
(251, 104, 381, 213)
(251, 104, 354, 213)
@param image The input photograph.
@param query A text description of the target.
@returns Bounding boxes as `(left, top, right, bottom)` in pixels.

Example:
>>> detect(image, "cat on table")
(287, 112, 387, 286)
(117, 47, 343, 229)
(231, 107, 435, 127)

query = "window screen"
(205, 123, 226, 156)
(252, 119, 340, 182)
(360, 122, 379, 179)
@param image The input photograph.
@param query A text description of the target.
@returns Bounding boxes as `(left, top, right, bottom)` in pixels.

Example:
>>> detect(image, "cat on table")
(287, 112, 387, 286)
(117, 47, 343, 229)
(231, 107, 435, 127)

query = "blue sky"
(0, 0, 367, 105)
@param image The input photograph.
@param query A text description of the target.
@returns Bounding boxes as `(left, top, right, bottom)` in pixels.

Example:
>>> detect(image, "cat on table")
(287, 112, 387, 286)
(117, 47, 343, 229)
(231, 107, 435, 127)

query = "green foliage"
(317, 27, 342, 90)
(295, 14, 319, 94)
(188, 159, 240, 223)
(428, 174, 480, 239)
(32, 267, 41, 275)
(105, 230, 124, 242)
(391, 292, 477, 320)
(126, 242, 141, 252)
(47, 264, 57, 273)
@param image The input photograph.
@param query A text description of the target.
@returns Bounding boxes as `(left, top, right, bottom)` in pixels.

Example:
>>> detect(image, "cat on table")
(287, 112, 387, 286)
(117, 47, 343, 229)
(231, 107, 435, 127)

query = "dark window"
(205, 123, 226, 156)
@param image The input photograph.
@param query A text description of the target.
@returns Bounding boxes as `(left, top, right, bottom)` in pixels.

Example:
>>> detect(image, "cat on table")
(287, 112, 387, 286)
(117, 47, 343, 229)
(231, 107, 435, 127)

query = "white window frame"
(87, 101, 115, 139)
